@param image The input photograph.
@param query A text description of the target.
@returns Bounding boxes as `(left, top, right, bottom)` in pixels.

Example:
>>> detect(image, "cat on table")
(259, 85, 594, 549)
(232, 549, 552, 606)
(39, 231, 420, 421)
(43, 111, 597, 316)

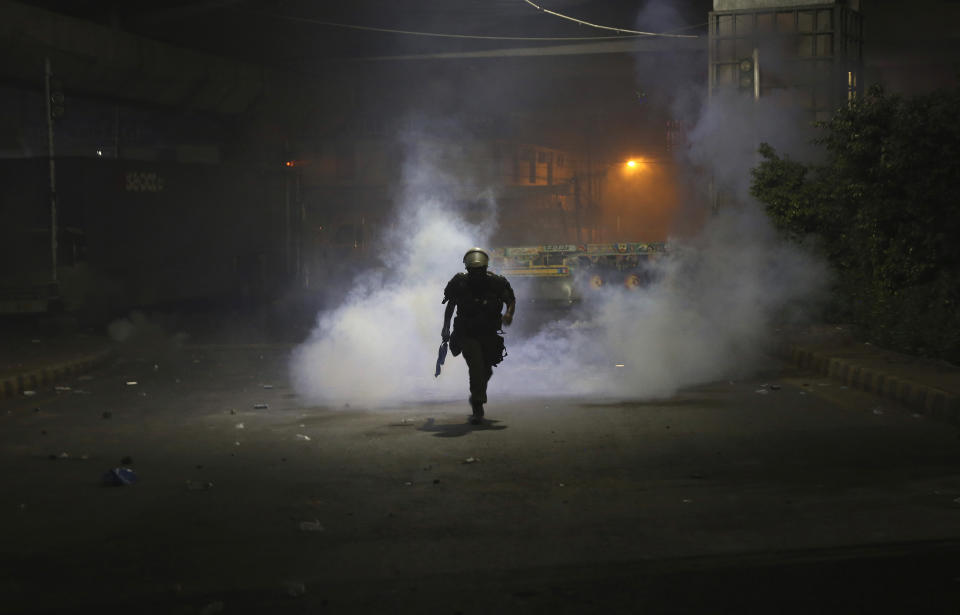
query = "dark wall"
(0, 157, 290, 317)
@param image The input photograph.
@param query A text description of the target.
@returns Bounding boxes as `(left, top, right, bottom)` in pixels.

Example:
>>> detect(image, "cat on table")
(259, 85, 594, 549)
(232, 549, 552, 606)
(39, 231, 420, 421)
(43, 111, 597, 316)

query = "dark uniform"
(443, 271, 515, 413)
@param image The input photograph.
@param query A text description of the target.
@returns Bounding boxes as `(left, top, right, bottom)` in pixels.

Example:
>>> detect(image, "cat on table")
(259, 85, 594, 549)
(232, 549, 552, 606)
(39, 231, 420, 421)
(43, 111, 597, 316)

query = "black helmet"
(463, 247, 489, 269)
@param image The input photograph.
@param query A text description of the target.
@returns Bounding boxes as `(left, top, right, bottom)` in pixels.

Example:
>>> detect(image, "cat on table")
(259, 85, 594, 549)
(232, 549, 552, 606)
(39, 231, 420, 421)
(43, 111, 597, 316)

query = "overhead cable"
(521, 0, 698, 38)
(233, 7, 700, 41)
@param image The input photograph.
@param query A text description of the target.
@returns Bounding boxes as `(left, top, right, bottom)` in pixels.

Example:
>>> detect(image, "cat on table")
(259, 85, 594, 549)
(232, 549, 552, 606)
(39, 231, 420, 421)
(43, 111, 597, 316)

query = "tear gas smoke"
(290, 60, 828, 408)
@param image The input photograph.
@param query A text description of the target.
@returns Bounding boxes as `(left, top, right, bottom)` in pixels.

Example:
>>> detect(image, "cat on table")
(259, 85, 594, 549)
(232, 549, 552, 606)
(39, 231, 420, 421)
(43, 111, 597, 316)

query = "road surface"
(3, 339, 960, 614)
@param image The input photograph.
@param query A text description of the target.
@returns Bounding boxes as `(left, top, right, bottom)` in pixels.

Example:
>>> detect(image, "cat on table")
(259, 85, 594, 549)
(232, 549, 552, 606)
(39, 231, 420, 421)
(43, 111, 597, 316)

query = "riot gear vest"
(443, 271, 515, 336)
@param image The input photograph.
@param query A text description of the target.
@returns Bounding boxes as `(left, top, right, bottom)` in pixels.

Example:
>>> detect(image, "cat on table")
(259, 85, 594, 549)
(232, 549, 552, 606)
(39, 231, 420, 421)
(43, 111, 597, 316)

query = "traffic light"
(49, 79, 64, 120)
(738, 58, 754, 92)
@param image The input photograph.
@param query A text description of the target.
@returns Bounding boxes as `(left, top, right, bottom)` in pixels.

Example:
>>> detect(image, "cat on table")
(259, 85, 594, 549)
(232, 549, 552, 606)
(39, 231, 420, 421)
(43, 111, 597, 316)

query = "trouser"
(459, 336, 494, 408)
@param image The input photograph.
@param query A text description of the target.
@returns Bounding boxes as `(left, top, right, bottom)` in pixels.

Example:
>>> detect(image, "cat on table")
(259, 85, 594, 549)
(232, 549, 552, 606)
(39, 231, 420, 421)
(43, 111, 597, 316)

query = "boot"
(469, 397, 484, 424)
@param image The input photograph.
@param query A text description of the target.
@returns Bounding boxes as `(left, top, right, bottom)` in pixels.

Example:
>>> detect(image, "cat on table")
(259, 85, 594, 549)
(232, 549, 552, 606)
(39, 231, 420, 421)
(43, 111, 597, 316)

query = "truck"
(490, 242, 667, 304)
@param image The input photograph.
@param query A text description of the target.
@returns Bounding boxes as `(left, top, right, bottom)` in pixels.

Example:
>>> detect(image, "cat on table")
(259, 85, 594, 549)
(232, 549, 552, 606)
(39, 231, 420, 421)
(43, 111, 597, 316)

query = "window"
(735, 14, 752, 34)
(537, 151, 546, 164)
(716, 39, 735, 62)
(756, 13, 774, 32)
(817, 10, 832, 31)
(776, 12, 794, 32)
(557, 155, 564, 168)
(717, 14, 734, 36)
(798, 11, 814, 32)
(716, 63, 736, 86)
(816, 34, 832, 56)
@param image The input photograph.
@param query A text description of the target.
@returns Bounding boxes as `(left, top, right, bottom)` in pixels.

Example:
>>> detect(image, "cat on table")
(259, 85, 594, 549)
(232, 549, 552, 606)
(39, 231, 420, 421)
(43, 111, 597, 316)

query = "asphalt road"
(3, 339, 960, 614)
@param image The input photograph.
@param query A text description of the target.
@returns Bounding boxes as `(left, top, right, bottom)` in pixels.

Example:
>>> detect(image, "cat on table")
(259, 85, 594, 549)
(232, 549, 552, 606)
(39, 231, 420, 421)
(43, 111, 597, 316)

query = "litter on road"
(54, 385, 71, 392)
(23, 390, 36, 397)
(295, 434, 311, 441)
(126, 381, 138, 386)
(253, 403, 268, 409)
(103, 467, 137, 486)
(235, 422, 245, 429)
(463, 457, 479, 464)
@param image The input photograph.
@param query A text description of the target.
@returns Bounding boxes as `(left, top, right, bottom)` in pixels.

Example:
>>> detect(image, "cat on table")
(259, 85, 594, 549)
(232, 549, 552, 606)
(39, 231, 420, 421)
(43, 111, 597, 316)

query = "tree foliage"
(751, 84, 960, 362)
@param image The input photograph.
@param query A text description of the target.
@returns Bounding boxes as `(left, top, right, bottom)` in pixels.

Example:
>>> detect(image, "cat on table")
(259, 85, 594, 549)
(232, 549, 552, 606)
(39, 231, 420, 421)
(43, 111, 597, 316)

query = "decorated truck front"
(490, 242, 666, 304)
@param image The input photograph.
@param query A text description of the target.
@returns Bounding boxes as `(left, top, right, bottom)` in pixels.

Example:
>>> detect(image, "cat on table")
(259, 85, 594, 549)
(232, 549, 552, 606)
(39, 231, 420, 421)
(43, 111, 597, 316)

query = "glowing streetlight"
(626, 159, 638, 168)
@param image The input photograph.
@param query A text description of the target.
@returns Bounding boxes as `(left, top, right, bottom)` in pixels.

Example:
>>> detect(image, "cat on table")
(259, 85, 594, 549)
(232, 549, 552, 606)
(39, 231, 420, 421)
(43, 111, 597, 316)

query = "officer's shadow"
(418, 417, 507, 438)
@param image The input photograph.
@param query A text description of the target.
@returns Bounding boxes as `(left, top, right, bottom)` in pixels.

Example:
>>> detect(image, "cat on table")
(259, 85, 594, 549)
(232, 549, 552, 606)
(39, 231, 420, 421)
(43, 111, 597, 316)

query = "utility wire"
(521, 0, 698, 38)
(233, 6, 701, 42)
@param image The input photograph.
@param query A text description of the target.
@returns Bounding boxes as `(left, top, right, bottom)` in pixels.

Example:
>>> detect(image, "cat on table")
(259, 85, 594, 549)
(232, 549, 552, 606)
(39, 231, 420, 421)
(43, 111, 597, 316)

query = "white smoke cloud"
(290, 88, 828, 409)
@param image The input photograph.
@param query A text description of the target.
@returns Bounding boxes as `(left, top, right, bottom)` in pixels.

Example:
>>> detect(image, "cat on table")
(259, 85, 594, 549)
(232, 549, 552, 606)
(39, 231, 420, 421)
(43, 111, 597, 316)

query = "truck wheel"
(624, 272, 643, 290)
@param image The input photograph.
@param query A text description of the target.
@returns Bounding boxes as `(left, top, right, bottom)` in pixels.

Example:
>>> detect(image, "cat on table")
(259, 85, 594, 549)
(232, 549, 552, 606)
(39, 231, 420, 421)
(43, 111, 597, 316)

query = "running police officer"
(441, 248, 516, 424)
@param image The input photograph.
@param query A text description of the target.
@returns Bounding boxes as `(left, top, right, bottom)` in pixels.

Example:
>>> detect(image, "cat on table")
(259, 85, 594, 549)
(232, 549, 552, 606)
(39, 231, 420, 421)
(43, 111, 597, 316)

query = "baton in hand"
(435, 340, 448, 378)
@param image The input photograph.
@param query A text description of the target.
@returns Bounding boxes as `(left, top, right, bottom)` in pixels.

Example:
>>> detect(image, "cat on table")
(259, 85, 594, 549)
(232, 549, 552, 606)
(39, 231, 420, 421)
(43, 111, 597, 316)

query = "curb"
(785, 344, 960, 423)
(0, 347, 115, 400)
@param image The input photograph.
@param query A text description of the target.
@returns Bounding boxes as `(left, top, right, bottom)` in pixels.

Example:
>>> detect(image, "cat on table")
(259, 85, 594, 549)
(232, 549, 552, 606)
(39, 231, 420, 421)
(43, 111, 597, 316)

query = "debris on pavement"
(295, 434, 311, 441)
(234, 422, 245, 429)
(298, 519, 324, 532)
(262, 384, 274, 389)
(126, 381, 138, 386)
(103, 467, 137, 486)
(755, 383, 782, 394)
(463, 457, 479, 464)
(54, 385, 71, 392)
(253, 403, 268, 409)
(872, 407, 885, 415)
(23, 390, 36, 397)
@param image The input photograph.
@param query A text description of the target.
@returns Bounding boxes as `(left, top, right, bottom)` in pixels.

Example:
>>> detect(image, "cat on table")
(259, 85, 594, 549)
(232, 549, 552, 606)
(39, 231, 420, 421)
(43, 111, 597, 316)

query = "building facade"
(709, 0, 864, 121)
